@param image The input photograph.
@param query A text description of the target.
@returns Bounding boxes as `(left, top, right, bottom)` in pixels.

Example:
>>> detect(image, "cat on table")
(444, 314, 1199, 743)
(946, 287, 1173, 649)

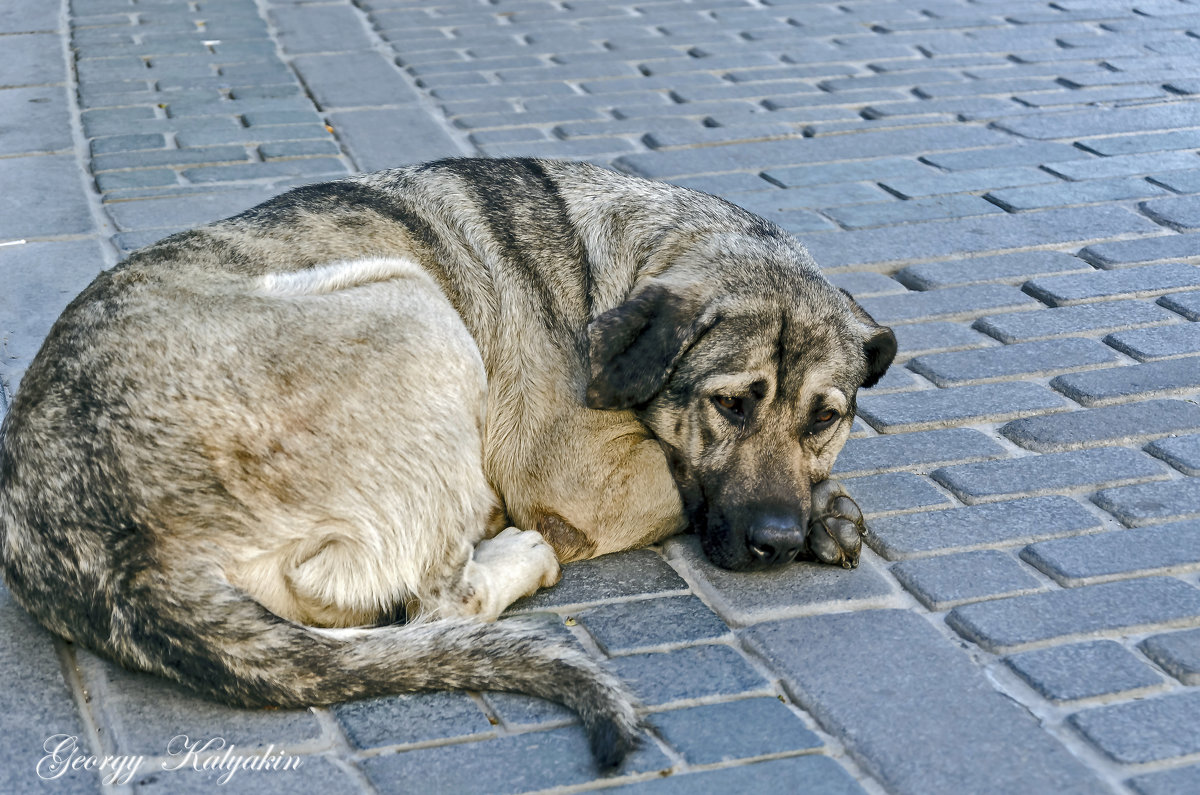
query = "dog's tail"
(3, 553, 641, 769)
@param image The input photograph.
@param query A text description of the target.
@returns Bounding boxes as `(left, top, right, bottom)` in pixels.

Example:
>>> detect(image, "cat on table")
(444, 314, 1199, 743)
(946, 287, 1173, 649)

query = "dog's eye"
(811, 408, 840, 433)
(713, 395, 745, 418)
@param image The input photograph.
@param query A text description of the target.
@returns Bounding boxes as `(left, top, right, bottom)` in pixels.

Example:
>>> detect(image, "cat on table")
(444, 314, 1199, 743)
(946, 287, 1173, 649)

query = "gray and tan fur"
(0, 158, 894, 768)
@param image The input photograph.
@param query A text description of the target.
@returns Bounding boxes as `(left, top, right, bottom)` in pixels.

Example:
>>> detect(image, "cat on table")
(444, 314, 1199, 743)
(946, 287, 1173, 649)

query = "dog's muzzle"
(745, 511, 809, 566)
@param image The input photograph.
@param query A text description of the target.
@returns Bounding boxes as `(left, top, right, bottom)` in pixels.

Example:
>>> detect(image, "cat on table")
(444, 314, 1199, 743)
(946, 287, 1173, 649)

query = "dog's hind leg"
(460, 526, 562, 620)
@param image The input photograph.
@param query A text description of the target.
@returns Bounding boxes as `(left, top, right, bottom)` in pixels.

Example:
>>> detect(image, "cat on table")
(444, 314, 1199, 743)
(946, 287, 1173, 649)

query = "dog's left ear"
(840, 289, 897, 389)
(586, 282, 712, 410)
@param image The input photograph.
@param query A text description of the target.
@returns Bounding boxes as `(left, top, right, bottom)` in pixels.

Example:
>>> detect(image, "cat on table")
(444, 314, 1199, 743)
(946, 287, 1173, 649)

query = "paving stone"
(1022, 519, 1200, 586)
(0, 86, 72, 156)
(823, 271, 907, 298)
(359, 725, 670, 795)
(974, 299, 1178, 343)
(1001, 399, 1200, 452)
(1075, 129, 1200, 157)
(1093, 477, 1200, 526)
(834, 428, 1007, 477)
(0, 32, 60, 87)
(743, 610, 1103, 795)
(578, 596, 730, 655)
(946, 577, 1200, 652)
(242, 110, 323, 128)
(479, 691, 575, 728)
(1051, 355, 1200, 406)
(918, 142, 1092, 170)
(618, 127, 1015, 180)
(1147, 434, 1200, 476)
(840, 472, 953, 515)
(0, 155, 93, 239)
(908, 337, 1118, 386)
(606, 754, 868, 795)
(995, 102, 1200, 140)
(610, 644, 771, 708)
(670, 172, 778, 195)
(729, 184, 894, 216)
(0, 588, 100, 792)
(508, 549, 688, 612)
(334, 691, 493, 749)
(96, 169, 178, 192)
(890, 321, 998, 358)
(825, 195, 1004, 229)
(1128, 765, 1200, 795)
(1070, 690, 1200, 764)
(1149, 170, 1200, 194)
(1142, 195, 1200, 232)
(895, 251, 1090, 290)
(93, 146, 251, 172)
(867, 496, 1104, 560)
(0, 239, 105, 389)
(1025, 263, 1200, 306)
(0, 0, 58, 32)
(269, 4, 373, 54)
(325, 109, 462, 171)
(1004, 640, 1164, 702)
(133, 755, 362, 794)
(648, 698, 822, 765)
(933, 447, 1170, 504)
(1160, 291, 1200, 321)
(858, 381, 1069, 433)
(292, 53, 423, 110)
(855, 284, 1042, 325)
(1106, 323, 1200, 361)
(662, 535, 896, 626)
(879, 166, 1056, 200)
(259, 139, 342, 160)
(105, 189, 277, 231)
(1079, 234, 1200, 268)
(763, 157, 937, 188)
(891, 550, 1044, 610)
(1140, 628, 1200, 686)
(175, 123, 331, 148)
(182, 158, 346, 183)
(75, 649, 322, 756)
(90, 133, 167, 155)
(987, 176, 1170, 211)
(803, 205, 1160, 269)
(1043, 151, 1200, 181)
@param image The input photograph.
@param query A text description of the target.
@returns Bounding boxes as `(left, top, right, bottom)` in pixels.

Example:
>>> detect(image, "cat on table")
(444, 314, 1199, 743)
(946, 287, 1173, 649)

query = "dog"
(0, 158, 894, 769)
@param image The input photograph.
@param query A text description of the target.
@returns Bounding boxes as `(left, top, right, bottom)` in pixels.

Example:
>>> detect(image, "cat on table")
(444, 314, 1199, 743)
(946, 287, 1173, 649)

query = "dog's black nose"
(747, 514, 807, 565)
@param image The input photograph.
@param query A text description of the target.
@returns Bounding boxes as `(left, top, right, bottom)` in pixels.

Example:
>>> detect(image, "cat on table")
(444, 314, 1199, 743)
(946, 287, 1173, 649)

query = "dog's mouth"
(696, 507, 810, 571)
(664, 448, 810, 571)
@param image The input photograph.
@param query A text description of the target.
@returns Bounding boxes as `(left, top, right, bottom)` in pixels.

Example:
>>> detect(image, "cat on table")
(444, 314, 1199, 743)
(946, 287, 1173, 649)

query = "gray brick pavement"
(1005, 640, 1166, 702)
(3, 0, 1199, 791)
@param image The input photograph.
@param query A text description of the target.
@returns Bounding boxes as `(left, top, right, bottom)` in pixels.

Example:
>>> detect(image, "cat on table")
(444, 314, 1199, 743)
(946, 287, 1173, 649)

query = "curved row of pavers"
(1, 0, 1198, 793)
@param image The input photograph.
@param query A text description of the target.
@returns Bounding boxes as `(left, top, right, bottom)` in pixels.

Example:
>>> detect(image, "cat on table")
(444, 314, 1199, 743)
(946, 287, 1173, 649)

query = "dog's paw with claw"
(476, 526, 563, 591)
(805, 479, 866, 569)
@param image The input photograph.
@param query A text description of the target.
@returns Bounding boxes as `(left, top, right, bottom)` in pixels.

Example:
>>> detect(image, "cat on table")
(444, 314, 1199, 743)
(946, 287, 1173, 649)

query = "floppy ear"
(586, 283, 711, 410)
(839, 289, 897, 389)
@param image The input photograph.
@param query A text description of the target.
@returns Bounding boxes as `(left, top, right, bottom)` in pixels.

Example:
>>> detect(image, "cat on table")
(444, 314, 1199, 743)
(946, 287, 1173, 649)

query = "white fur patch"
(256, 256, 420, 297)
(307, 626, 375, 640)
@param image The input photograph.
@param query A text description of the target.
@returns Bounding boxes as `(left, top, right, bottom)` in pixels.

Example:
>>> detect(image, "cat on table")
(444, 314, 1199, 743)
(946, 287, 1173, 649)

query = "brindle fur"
(0, 158, 893, 769)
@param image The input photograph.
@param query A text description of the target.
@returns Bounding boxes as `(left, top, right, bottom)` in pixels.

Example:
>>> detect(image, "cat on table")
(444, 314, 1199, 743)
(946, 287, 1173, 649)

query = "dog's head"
(585, 238, 895, 570)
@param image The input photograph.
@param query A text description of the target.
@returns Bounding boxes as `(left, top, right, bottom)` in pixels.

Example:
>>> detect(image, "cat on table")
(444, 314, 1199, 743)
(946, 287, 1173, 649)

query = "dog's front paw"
(805, 479, 866, 569)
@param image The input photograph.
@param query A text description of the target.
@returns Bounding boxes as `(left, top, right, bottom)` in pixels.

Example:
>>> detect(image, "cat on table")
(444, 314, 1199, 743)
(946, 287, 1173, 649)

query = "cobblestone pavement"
(2, 0, 1200, 792)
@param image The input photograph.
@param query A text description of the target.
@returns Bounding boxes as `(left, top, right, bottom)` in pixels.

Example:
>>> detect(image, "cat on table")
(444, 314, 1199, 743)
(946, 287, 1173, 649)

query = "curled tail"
(3, 551, 641, 769)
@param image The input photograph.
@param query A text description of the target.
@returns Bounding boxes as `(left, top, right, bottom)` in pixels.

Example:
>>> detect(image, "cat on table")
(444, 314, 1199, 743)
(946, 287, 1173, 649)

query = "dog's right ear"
(586, 283, 711, 410)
